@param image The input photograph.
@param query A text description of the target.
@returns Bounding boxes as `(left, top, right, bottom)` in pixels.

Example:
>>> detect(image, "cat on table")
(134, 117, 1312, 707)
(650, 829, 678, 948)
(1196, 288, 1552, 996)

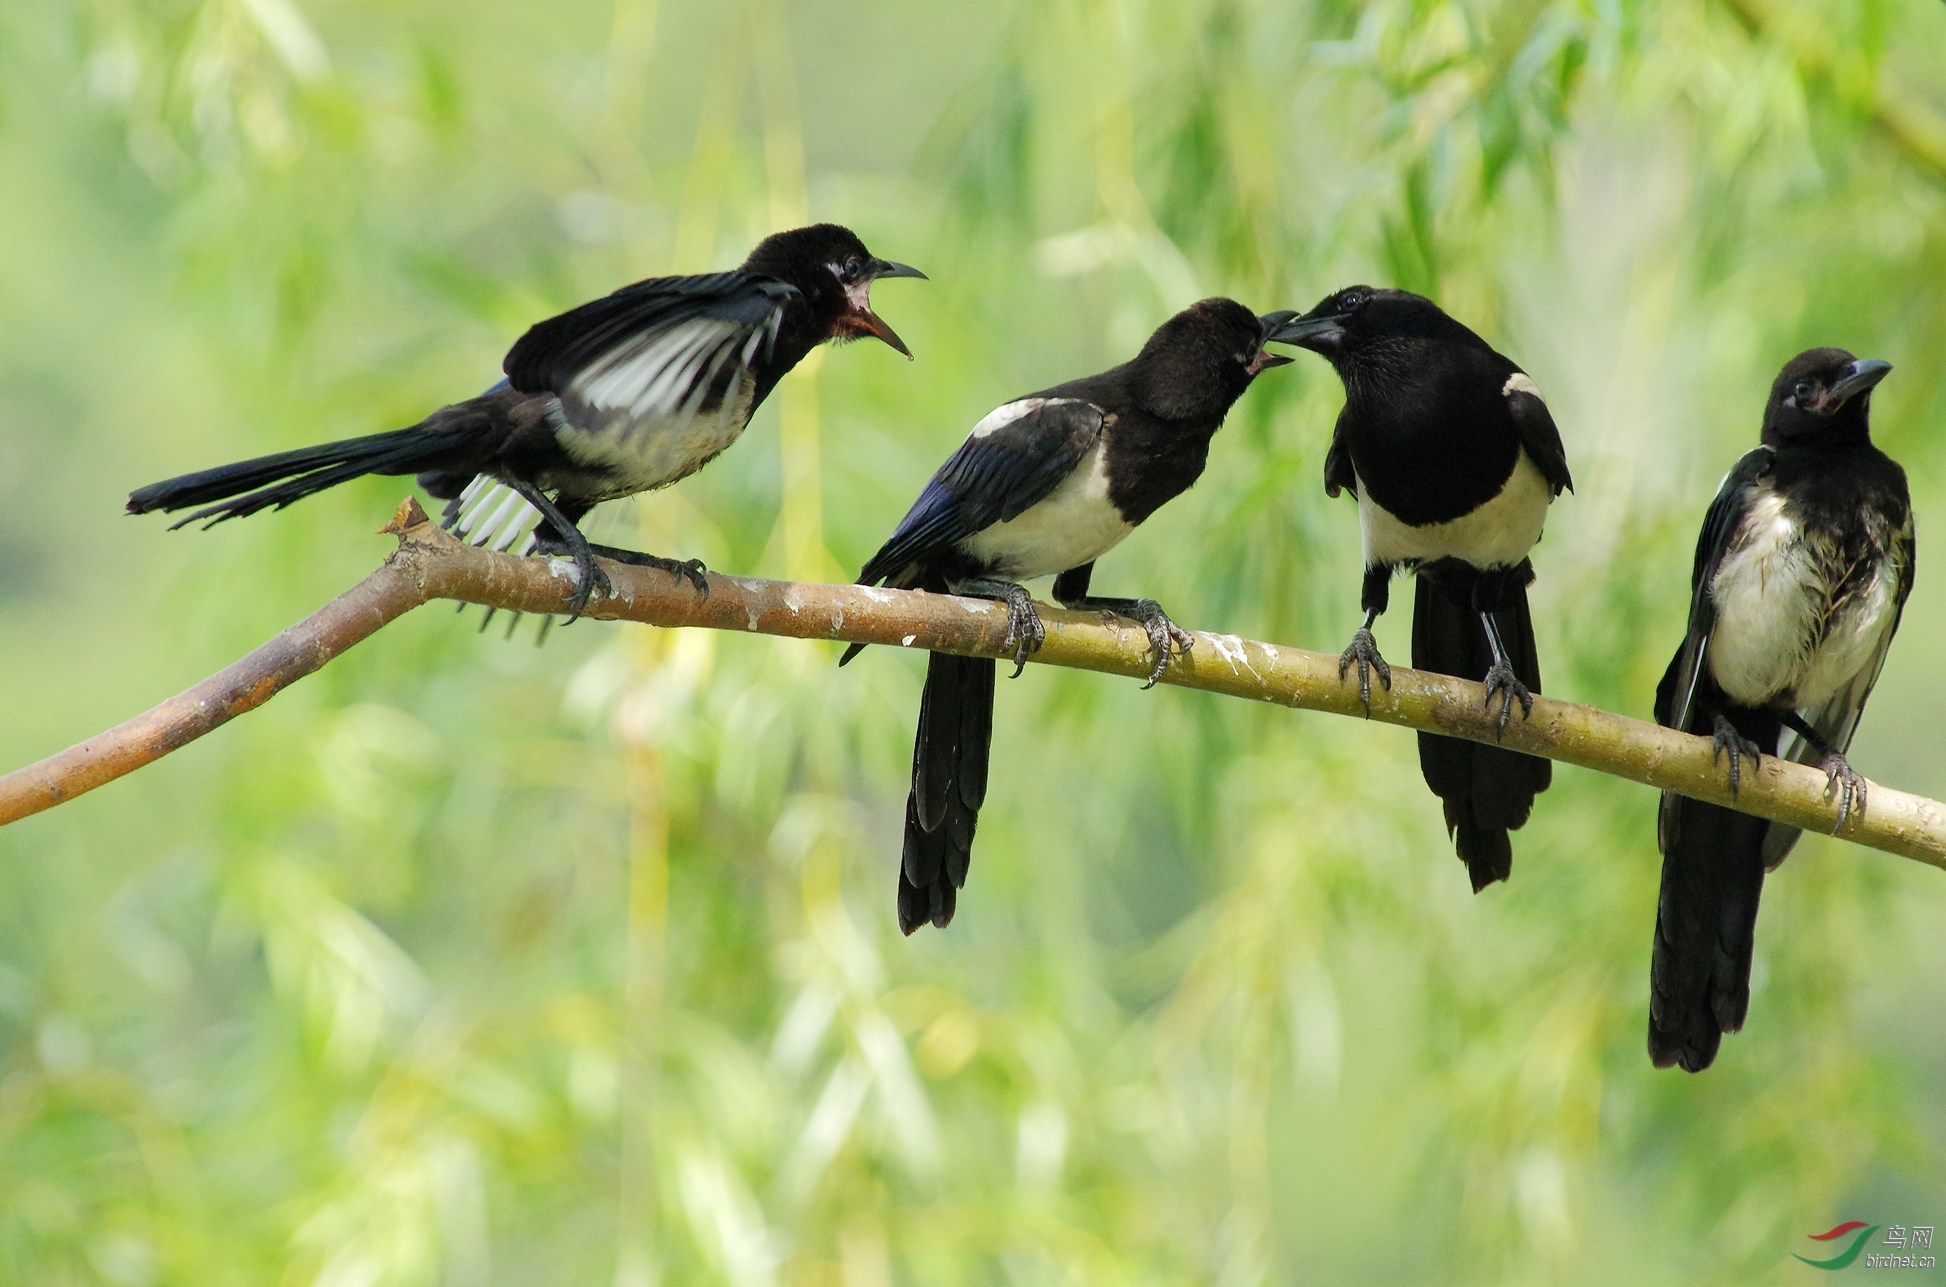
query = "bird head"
(742, 223, 927, 358)
(1267, 286, 1482, 367)
(1763, 349, 1891, 445)
(1132, 298, 1298, 418)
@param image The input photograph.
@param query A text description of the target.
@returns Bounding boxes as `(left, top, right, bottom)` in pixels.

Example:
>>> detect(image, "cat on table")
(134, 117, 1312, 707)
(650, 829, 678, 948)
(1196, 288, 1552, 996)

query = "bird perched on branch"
(848, 298, 1297, 933)
(1272, 288, 1572, 890)
(1649, 349, 1912, 1073)
(128, 224, 925, 617)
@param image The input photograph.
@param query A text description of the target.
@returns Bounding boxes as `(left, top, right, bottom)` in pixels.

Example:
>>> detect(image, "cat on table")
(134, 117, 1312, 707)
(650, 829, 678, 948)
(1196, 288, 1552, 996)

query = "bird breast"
(1357, 447, 1551, 570)
(1707, 491, 1905, 709)
(958, 442, 1135, 581)
(551, 375, 760, 498)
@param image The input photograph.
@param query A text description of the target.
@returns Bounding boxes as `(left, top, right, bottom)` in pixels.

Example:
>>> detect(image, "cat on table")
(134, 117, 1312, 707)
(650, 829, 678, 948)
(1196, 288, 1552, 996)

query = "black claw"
(1338, 627, 1392, 717)
(1001, 587, 1045, 678)
(1710, 712, 1764, 798)
(1481, 661, 1533, 736)
(1126, 600, 1192, 689)
(1820, 751, 1868, 831)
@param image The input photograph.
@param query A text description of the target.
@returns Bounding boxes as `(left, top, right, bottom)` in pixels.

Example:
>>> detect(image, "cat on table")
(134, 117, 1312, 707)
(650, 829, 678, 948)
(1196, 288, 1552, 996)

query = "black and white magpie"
(1649, 349, 1912, 1073)
(847, 298, 1297, 933)
(128, 224, 924, 615)
(1272, 288, 1572, 890)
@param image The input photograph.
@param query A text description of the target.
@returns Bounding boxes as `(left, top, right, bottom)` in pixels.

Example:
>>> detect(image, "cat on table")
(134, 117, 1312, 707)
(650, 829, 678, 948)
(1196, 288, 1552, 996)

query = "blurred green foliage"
(3, 0, 1946, 1281)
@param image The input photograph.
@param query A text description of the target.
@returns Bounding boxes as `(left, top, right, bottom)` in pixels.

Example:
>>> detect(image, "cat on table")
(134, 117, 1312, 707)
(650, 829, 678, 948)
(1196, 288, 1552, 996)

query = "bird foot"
(1710, 713, 1764, 798)
(1000, 586, 1045, 678)
(1819, 751, 1868, 831)
(1481, 661, 1534, 736)
(587, 543, 710, 600)
(529, 539, 612, 621)
(1102, 599, 1193, 689)
(1337, 627, 1392, 717)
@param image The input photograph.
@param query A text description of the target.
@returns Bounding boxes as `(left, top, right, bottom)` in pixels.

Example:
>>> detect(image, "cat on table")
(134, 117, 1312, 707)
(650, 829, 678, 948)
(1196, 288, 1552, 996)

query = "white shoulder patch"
(1502, 371, 1543, 401)
(969, 397, 1082, 439)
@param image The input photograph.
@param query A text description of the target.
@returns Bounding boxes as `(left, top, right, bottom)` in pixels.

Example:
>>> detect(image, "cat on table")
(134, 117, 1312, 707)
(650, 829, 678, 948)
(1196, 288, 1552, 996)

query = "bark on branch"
(3, 499, 1943, 872)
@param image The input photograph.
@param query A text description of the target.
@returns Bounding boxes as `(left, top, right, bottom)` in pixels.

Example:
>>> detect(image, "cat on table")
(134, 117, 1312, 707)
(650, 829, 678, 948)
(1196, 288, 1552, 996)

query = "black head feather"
(1273, 285, 1488, 366)
(1762, 347, 1891, 447)
(741, 223, 926, 356)
(1131, 297, 1292, 420)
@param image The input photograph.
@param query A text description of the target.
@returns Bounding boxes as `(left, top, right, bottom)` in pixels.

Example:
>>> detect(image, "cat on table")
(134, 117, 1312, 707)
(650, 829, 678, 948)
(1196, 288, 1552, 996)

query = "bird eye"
(1793, 380, 1814, 402)
(838, 258, 864, 284)
(1339, 292, 1365, 312)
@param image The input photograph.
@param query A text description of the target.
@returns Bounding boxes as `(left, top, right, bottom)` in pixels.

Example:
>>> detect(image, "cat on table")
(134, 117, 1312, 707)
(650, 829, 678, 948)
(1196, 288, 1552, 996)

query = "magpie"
(128, 224, 924, 616)
(1272, 288, 1572, 890)
(1648, 349, 1912, 1073)
(846, 298, 1297, 933)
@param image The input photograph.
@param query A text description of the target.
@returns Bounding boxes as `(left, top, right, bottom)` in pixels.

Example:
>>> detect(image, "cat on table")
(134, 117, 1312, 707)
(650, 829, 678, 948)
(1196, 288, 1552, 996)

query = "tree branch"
(4, 499, 1943, 872)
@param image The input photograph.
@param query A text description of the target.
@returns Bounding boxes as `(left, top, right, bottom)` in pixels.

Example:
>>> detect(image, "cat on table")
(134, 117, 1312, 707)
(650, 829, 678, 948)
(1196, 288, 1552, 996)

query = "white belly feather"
(1358, 448, 1552, 570)
(959, 442, 1135, 581)
(553, 377, 759, 497)
(1708, 492, 1903, 708)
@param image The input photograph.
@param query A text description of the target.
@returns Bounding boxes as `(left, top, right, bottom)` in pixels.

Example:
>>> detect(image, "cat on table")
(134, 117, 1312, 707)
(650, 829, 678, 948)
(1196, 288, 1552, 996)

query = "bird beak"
(1248, 310, 1298, 373)
(1829, 358, 1892, 407)
(1268, 310, 1350, 353)
(843, 261, 927, 360)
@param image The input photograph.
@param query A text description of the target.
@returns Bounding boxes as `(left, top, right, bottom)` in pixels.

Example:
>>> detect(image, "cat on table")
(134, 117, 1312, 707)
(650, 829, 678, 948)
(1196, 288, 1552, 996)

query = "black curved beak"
(1831, 358, 1892, 405)
(844, 259, 927, 359)
(867, 258, 928, 281)
(1248, 310, 1299, 374)
(1268, 310, 1350, 352)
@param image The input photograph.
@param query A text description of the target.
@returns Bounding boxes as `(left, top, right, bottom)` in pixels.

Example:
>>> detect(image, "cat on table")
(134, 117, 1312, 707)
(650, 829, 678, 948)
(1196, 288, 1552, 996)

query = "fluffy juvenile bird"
(1273, 288, 1571, 891)
(1649, 349, 1912, 1073)
(849, 298, 1297, 933)
(128, 224, 924, 615)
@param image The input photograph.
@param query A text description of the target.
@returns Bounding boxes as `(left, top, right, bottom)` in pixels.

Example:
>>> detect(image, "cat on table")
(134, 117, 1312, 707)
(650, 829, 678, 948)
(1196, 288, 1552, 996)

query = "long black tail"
(126, 399, 495, 528)
(1411, 569, 1551, 890)
(1648, 794, 1770, 1071)
(899, 652, 994, 934)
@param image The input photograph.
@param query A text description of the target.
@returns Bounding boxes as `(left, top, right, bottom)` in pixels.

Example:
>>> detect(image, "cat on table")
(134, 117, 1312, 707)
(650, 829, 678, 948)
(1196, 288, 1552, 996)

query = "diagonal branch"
(3, 499, 1943, 871)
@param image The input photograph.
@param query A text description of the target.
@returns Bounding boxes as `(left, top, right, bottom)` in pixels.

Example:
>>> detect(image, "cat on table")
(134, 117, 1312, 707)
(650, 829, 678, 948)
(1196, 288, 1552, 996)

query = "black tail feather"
(1648, 796, 1769, 1072)
(1412, 571, 1551, 890)
(129, 423, 476, 527)
(898, 652, 994, 934)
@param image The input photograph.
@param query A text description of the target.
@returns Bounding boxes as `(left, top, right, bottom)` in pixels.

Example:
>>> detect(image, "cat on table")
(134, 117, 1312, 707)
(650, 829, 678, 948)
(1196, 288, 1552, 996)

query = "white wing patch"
(969, 397, 1072, 439)
(1502, 372, 1543, 400)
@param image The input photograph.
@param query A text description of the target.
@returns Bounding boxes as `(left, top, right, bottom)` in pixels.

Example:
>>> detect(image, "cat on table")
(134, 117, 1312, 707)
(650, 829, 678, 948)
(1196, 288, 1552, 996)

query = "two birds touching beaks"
(127, 225, 1915, 1075)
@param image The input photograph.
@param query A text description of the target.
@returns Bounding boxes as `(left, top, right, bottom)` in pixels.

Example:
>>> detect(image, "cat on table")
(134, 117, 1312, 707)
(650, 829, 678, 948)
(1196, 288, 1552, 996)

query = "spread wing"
(505, 270, 798, 431)
(858, 397, 1107, 588)
(1502, 372, 1573, 495)
(1654, 446, 1773, 850)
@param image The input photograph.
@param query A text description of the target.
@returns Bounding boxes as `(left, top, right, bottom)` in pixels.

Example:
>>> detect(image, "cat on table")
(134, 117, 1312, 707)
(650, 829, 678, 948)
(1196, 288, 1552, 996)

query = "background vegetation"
(3, 0, 1945, 1281)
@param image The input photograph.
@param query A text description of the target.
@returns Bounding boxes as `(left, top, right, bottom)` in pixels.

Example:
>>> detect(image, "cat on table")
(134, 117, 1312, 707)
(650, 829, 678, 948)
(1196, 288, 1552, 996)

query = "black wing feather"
(859, 399, 1106, 587)
(503, 271, 797, 394)
(1503, 384, 1574, 495)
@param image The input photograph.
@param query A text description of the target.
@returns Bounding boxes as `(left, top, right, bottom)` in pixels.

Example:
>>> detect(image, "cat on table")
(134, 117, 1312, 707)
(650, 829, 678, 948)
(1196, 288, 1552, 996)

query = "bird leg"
(507, 479, 609, 621)
(949, 577, 1044, 677)
(1477, 611, 1534, 735)
(1709, 711, 1765, 798)
(580, 542, 710, 599)
(1340, 568, 1395, 717)
(1780, 711, 1868, 830)
(1059, 594, 1193, 689)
